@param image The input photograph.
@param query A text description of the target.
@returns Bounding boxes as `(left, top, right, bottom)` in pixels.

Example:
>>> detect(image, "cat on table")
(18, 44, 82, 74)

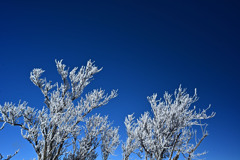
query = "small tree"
(0, 60, 119, 160)
(122, 86, 215, 160)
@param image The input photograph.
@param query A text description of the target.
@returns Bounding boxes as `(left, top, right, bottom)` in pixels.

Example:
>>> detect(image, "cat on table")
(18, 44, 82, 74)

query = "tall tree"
(0, 60, 119, 160)
(122, 86, 215, 160)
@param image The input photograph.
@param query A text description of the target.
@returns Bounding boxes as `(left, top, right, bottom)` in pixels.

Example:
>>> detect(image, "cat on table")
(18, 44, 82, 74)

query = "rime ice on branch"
(0, 125, 19, 160)
(0, 60, 119, 160)
(122, 86, 215, 160)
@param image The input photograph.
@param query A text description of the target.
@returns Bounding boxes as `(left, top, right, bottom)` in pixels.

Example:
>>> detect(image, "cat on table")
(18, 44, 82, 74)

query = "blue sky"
(0, 0, 239, 159)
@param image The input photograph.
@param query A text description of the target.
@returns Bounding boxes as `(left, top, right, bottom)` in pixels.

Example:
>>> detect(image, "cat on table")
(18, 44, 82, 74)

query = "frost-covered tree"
(0, 60, 119, 160)
(122, 86, 215, 160)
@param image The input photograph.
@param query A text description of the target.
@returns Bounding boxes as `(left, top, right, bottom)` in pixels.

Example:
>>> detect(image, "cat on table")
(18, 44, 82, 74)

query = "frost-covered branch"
(63, 114, 119, 160)
(0, 121, 19, 160)
(0, 149, 19, 160)
(122, 114, 141, 160)
(0, 102, 29, 130)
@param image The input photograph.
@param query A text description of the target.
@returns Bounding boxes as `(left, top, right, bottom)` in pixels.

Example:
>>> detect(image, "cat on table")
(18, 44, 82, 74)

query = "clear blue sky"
(0, 0, 239, 159)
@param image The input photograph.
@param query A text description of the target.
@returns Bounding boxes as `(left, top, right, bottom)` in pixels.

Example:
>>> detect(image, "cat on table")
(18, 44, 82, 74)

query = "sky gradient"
(0, 0, 239, 159)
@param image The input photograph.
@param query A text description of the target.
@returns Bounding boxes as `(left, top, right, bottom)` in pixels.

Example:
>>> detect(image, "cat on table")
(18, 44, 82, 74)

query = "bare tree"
(0, 60, 119, 160)
(122, 86, 215, 160)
